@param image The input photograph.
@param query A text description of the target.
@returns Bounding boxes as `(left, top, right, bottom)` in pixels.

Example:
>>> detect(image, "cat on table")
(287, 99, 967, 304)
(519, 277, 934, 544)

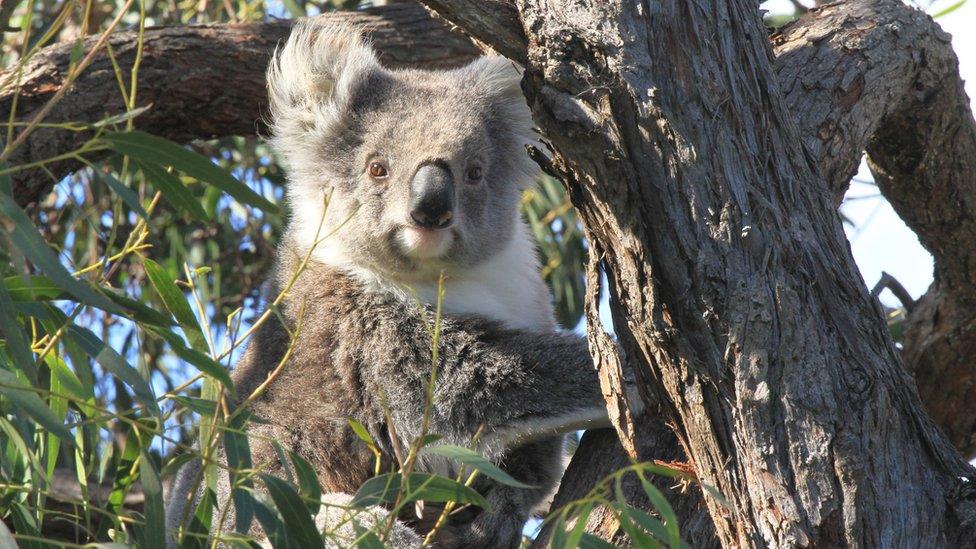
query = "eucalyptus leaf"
(104, 131, 278, 213)
(0, 192, 122, 314)
(351, 472, 489, 511)
(420, 444, 530, 488)
(143, 258, 209, 353)
(138, 160, 209, 221)
(260, 474, 324, 549)
(0, 368, 73, 443)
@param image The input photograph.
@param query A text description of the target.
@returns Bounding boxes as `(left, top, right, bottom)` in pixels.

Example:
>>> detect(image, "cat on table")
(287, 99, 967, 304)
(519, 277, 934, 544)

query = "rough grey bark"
(542, 3, 976, 544)
(421, 0, 976, 546)
(0, 2, 478, 207)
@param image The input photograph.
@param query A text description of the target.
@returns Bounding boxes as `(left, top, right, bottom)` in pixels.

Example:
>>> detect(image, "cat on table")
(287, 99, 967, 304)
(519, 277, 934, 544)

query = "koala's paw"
(316, 493, 422, 549)
(452, 510, 527, 549)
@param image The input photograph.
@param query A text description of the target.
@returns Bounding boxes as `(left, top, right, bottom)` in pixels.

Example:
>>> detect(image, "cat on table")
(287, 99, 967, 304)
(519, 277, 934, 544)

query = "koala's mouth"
(396, 225, 455, 260)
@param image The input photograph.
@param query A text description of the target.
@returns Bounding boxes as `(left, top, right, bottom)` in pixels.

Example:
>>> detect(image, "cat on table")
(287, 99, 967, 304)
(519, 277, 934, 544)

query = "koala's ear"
(459, 57, 540, 186)
(459, 56, 526, 109)
(267, 21, 380, 142)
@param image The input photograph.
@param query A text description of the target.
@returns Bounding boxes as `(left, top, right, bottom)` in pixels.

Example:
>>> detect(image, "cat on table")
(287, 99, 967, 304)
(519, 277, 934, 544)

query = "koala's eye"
(466, 166, 483, 183)
(368, 161, 389, 180)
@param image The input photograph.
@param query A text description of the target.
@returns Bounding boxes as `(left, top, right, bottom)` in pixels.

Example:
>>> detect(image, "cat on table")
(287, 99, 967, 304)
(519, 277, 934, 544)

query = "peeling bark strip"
(421, 0, 976, 546)
(1, 2, 479, 207)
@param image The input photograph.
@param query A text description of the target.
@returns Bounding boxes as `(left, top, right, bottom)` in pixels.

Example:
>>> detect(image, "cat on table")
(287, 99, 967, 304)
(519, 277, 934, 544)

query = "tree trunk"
(420, 0, 976, 546)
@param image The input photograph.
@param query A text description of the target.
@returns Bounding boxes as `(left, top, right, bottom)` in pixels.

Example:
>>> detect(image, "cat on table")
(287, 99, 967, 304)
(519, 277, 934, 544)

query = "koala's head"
(267, 21, 538, 283)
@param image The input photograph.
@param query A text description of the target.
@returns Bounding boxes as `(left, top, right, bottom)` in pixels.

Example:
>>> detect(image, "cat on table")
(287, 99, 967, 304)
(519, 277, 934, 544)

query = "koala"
(165, 20, 624, 548)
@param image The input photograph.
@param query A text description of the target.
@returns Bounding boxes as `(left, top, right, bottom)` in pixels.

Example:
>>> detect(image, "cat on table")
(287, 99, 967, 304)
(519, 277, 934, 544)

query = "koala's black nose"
(409, 163, 455, 230)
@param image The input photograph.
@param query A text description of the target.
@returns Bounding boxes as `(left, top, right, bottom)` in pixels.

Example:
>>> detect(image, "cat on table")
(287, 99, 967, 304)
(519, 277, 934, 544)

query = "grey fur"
(165, 20, 616, 548)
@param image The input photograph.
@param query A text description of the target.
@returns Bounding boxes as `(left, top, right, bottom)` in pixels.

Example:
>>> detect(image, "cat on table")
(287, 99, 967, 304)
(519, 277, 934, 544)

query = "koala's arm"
(363, 314, 620, 455)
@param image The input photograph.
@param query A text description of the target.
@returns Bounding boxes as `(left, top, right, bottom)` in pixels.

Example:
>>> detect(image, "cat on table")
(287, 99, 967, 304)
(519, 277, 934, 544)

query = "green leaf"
(618, 506, 669, 547)
(0, 279, 37, 384)
(169, 396, 218, 416)
(562, 501, 595, 549)
(224, 409, 255, 535)
(579, 533, 619, 549)
(69, 38, 84, 66)
(701, 483, 732, 510)
(103, 131, 278, 213)
(259, 474, 324, 549)
(143, 258, 209, 353)
(351, 521, 385, 549)
(66, 325, 160, 417)
(161, 452, 197, 482)
(101, 287, 175, 327)
(3, 274, 65, 301)
(636, 473, 682, 548)
(0, 192, 123, 315)
(614, 504, 662, 549)
(92, 106, 151, 129)
(347, 418, 376, 448)
(138, 452, 166, 549)
(8, 501, 43, 549)
(181, 488, 215, 549)
(3, 274, 173, 327)
(138, 160, 209, 221)
(351, 472, 489, 510)
(145, 325, 234, 394)
(97, 169, 150, 221)
(420, 444, 531, 488)
(250, 490, 289, 549)
(934, 0, 967, 17)
(104, 418, 158, 526)
(0, 368, 73, 444)
(288, 451, 322, 516)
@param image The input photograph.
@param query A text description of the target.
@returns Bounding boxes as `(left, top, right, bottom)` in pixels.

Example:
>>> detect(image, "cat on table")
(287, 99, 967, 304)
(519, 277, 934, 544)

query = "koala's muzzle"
(409, 163, 455, 230)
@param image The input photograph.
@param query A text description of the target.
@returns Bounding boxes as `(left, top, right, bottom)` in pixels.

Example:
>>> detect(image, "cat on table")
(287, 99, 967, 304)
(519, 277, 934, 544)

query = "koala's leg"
(165, 457, 203, 549)
(452, 436, 566, 549)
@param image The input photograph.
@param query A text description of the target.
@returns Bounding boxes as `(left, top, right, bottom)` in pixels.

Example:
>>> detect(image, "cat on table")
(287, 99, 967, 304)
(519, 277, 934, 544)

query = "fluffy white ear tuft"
(459, 56, 525, 105)
(266, 20, 380, 165)
(458, 57, 540, 186)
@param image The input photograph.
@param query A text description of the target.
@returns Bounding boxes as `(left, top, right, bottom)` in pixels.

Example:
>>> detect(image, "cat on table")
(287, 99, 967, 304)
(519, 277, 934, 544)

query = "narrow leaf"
(0, 368, 73, 443)
(98, 170, 150, 220)
(139, 452, 166, 549)
(288, 451, 322, 516)
(138, 160, 208, 221)
(145, 325, 234, 393)
(0, 192, 122, 314)
(67, 325, 160, 417)
(421, 444, 530, 488)
(351, 472, 489, 510)
(579, 533, 619, 549)
(260, 474, 324, 549)
(0, 279, 37, 383)
(103, 131, 278, 213)
(143, 258, 209, 353)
